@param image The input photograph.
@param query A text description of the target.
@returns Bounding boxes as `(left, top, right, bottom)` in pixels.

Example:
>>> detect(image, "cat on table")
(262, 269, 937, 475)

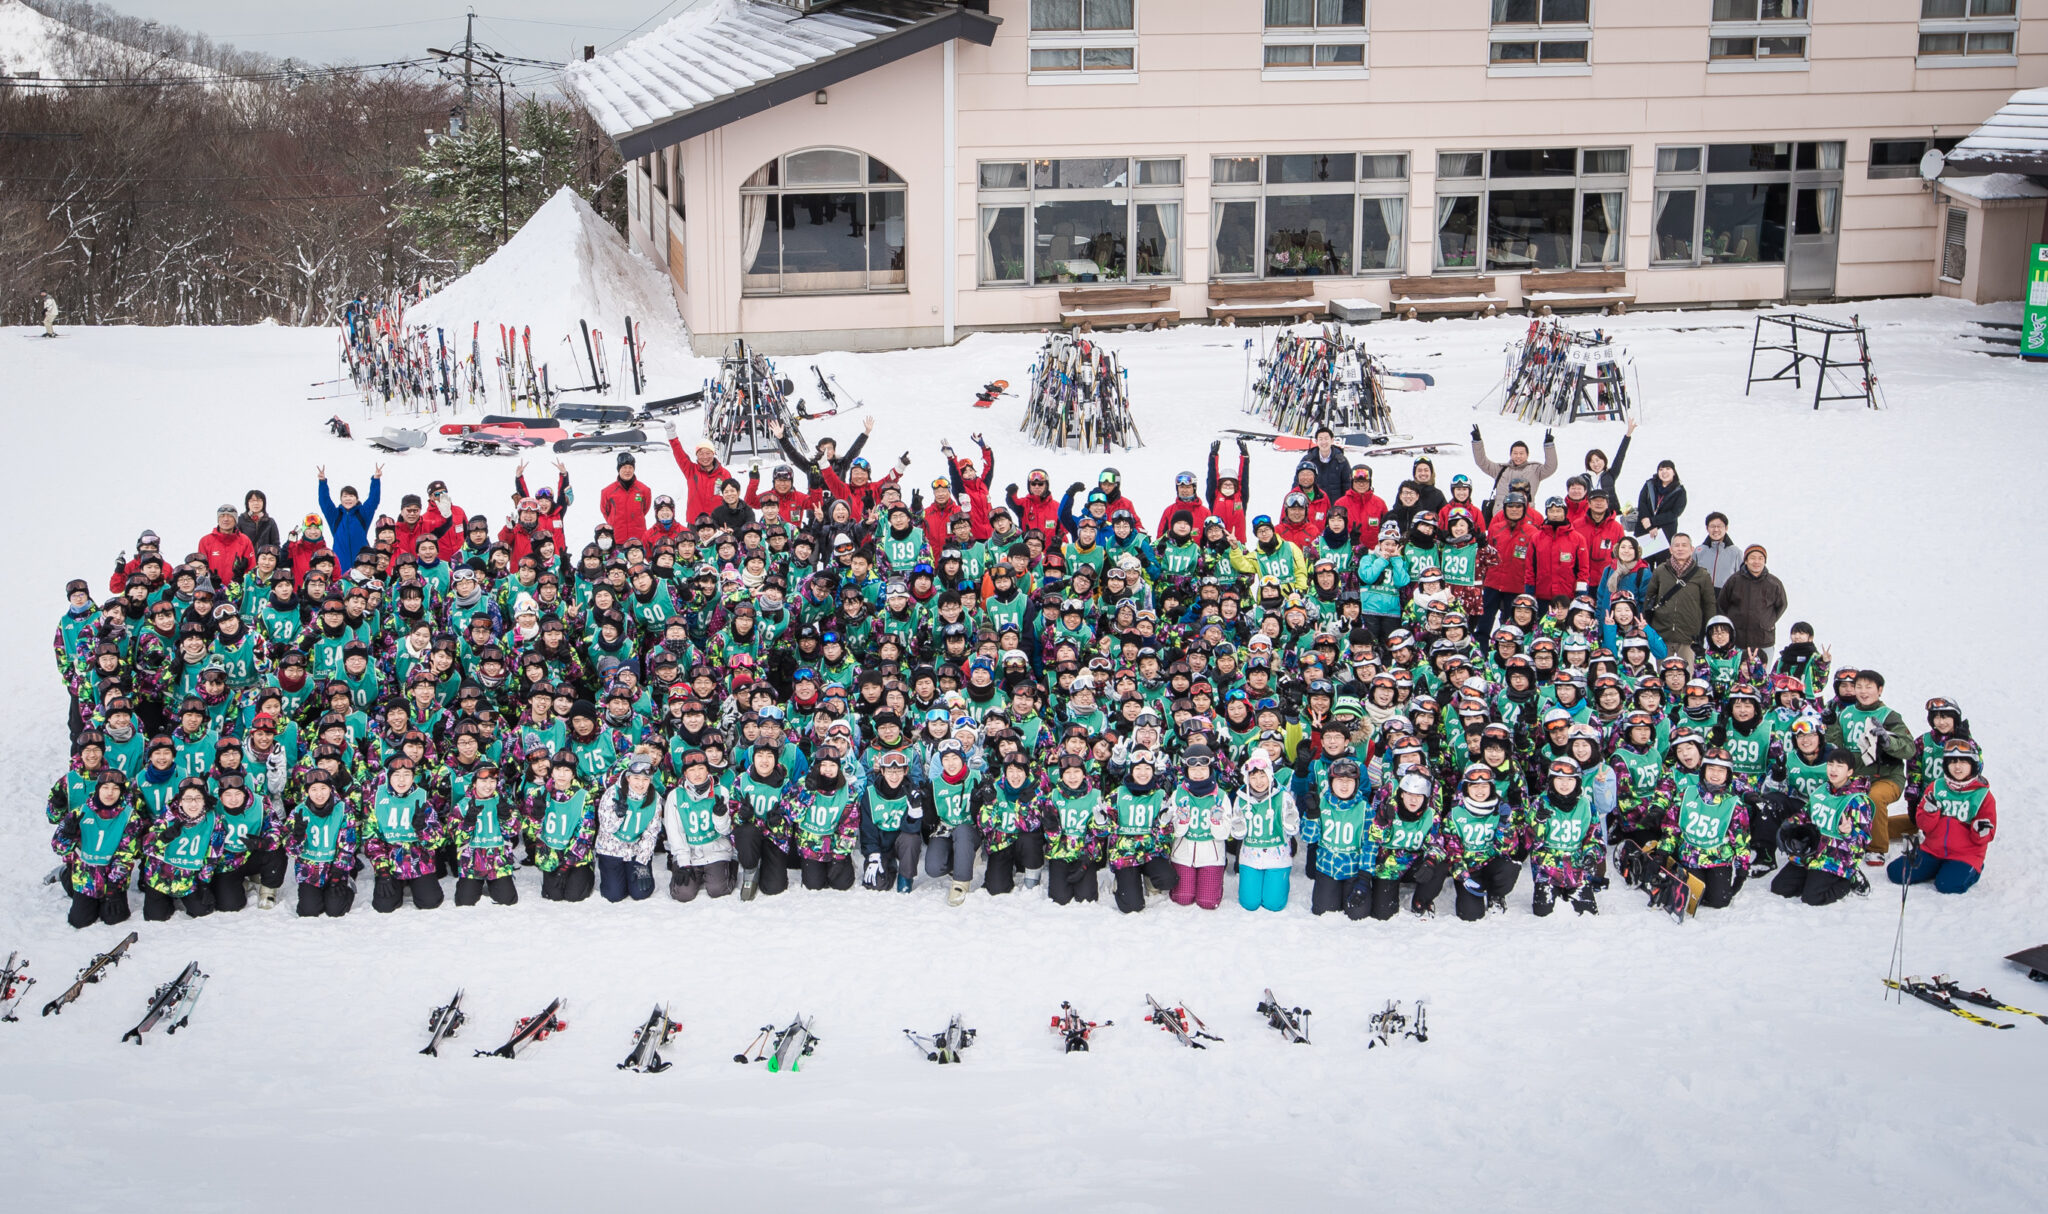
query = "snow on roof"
(1939, 172, 2048, 202)
(1947, 86, 2048, 170)
(569, 0, 900, 140)
(409, 187, 696, 394)
(567, 0, 995, 157)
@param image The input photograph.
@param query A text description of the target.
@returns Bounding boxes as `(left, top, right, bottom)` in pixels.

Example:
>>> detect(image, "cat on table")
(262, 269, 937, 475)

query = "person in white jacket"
(1229, 749, 1300, 912)
(1164, 744, 1232, 909)
(661, 748, 737, 902)
(595, 756, 665, 903)
(38, 290, 58, 337)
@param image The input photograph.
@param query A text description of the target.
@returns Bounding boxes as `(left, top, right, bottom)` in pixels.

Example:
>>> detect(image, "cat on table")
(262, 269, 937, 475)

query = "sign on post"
(2024, 244, 2048, 359)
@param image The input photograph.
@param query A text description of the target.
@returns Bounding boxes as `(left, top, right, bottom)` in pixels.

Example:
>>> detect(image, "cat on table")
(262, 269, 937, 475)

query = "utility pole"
(461, 9, 475, 112)
(429, 39, 510, 246)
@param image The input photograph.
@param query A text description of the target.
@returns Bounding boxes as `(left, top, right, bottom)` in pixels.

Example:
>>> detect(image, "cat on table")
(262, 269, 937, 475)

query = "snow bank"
(0, 0, 211, 79)
(408, 186, 701, 399)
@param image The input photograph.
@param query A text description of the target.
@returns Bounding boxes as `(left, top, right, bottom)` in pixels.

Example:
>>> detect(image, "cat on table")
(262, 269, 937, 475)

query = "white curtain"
(1816, 187, 1839, 236)
(1596, 191, 1621, 264)
(1817, 142, 1844, 171)
(1151, 202, 1180, 277)
(1376, 196, 1405, 269)
(1435, 195, 1462, 267)
(980, 206, 1007, 281)
(741, 165, 772, 274)
(1089, 0, 1134, 29)
(1266, 0, 1314, 23)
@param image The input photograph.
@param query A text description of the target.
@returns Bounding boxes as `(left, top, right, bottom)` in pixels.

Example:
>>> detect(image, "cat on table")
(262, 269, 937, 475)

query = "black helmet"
(1777, 820, 1822, 864)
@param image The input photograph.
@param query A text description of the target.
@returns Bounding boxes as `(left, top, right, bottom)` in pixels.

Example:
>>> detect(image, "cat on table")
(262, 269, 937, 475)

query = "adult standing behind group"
(1469, 426, 1557, 521)
(1645, 533, 1716, 662)
(1583, 418, 1635, 512)
(1633, 459, 1687, 553)
(1717, 543, 1788, 649)
(316, 465, 382, 568)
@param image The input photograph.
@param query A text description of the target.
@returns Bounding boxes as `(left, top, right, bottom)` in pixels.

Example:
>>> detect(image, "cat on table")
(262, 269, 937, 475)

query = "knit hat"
(1744, 544, 1767, 561)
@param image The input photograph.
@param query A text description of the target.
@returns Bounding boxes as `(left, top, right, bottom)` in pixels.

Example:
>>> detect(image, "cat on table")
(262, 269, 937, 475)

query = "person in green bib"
(924, 740, 990, 906)
(1364, 769, 1452, 920)
(1822, 668, 1913, 864)
(46, 730, 116, 830)
(1164, 745, 1231, 910)
(1889, 737, 1997, 896)
(858, 749, 930, 893)
(1106, 750, 1176, 914)
(1529, 759, 1602, 916)
(286, 768, 360, 917)
(140, 777, 221, 921)
(1649, 747, 1752, 909)
(361, 757, 446, 913)
(207, 775, 286, 913)
(663, 748, 739, 902)
(524, 753, 597, 902)
(447, 762, 520, 907)
(595, 755, 665, 903)
(1769, 747, 1872, 907)
(1036, 754, 1108, 906)
(979, 750, 1046, 897)
(789, 748, 859, 891)
(1300, 757, 1372, 917)
(1229, 749, 1299, 912)
(54, 769, 145, 929)
(1444, 764, 1521, 921)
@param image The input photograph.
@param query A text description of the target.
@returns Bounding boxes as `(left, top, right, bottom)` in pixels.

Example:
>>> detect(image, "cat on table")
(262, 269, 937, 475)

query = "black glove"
(1066, 481, 1086, 496)
(411, 803, 433, 834)
(1209, 440, 1220, 454)
(1543, 428, 1553, 444)
(290, 817, 307, 846)
(1006, 483, 1018, 498)
(1470, 424, 1481, 441)
(911, 489, 924, 513)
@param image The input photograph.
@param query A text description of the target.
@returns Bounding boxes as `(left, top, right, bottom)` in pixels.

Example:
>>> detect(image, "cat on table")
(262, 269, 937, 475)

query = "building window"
(1262, 0, 1369, 76)
(1432, 146, 1626, 273)
(1489, 0, 1591, 74)
(1651, 140, 1841, 267)
(741, 149, 906, 296)
(1209, 152, 1409, 279)
(975, 156, 1181, 285)
(1918, 0, 2019, 64)
(1707, 0, 1809, 69)
(1028, 0, 1137, 77)
(1940, 206, 1968, 281)
(1868, 136, 1962, 178)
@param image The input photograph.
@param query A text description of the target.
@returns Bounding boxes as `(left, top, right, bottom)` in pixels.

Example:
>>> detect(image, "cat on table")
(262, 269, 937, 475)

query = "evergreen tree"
(399, 98, 590, 272)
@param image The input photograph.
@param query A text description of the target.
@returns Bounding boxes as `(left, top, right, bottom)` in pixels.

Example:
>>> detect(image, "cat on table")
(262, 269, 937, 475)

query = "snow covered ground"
(3, 298, 2046, 1212)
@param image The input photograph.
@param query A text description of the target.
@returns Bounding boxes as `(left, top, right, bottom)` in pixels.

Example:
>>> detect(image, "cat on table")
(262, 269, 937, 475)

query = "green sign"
(2025, 244, 2048, 358)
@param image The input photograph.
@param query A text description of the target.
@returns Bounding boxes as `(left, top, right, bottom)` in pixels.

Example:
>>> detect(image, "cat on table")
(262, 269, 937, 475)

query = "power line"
(598, 0, 695, 53)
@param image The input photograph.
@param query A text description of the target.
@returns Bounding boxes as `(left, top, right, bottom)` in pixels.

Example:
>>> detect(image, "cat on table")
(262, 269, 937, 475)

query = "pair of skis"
(806, 366, 867, 419)
(121, 962, 207, 1044)
(474, 997, 569, 1059)
(1, 951, 33, 1022)
(425, 991, 675, 1070)
(735, 1015, 818, 1072)
(1145, 995, 1224, 1049)
(1367, 999, 1429, 1049)
(1051, 1001, 1111, 1053)
(1885, 978, 2047, 1030)
(1257, 989, 1311, 1044)
(903, 1013, 975, 1064)
(40, 930, 138, 1017)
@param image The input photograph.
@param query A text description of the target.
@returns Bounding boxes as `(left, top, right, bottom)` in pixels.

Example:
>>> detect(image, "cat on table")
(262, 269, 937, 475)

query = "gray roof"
(568, 0, 998, 160)
(1945, 86, 2048, 176)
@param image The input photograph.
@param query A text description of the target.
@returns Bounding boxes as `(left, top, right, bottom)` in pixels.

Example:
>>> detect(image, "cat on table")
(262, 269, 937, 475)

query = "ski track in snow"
(3, 299, 2045, 1211)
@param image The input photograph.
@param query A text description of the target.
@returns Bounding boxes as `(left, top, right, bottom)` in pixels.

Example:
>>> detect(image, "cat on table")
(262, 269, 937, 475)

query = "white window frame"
(1916, 0, 2019, 68)
(1027, 0, 1139, 85)
(1261, 0, 1371, 81)
(1707, 0, 1811, 73)
(1647, 140, 1841, 268)
(973, 155, 1184, 287)
(1487, 0, 1593, 78)
(1210, 152, 1411, 280)
(740, 148, 908, 298)
(1432, 145, 1628, 274)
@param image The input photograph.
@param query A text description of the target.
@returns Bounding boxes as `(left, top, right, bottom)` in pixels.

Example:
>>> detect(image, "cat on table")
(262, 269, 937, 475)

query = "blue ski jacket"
(319, 477, 381, 568)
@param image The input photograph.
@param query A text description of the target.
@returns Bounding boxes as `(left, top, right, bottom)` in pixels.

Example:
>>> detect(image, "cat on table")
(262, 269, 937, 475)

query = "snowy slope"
(407, 186, 701, 400)
(4, 301, 2047, 1211)
(0, 0, 211, 80)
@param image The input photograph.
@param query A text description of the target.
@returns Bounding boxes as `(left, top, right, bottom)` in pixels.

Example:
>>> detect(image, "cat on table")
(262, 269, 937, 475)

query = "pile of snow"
(0, 0, 211, 80)
(409, 186, 702, 399)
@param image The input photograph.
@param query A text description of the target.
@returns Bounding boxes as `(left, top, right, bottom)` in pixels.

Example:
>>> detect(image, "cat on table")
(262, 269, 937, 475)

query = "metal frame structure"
(1744, 312, 1876, 410)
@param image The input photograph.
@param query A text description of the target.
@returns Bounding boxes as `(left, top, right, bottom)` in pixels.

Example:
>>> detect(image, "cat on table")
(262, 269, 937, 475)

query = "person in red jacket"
(1156, 471, 1211, 536)
(284, 516, 331, 586)
(922, 477, 969, 553)
(1336, 465, 1387, 544)
(1526, 496, 1590, 607)
(1481, 493, 1538, 639)
(197, 503, 255, 589)
(1890, 738, 1995, 894)
(1572, 490, 1625, 588)
(1007, 468, 1062, 542)
(660, 427, 725, 525)
(600, 450, 656, 542)
(497, 498, 548, 567)
(1206, 438, 1250, 541)
(945, 436, 996, 539)
(108, 529, 165, 594)
(1275, 491, 1324, 548)
(746, 462, 819, 527)
(1095, 468, 1143, 532)
(512, 464, 569, 551)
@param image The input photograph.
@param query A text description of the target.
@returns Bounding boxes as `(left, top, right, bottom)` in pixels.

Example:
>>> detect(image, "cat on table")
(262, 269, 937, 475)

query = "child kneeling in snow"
(1888, 739, 1995, 895)
(1164, 744, 1230, 909)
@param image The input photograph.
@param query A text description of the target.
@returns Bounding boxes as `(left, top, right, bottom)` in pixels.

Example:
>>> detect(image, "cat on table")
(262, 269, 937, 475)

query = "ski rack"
(1744, 312, 1878, 410)
(703, 339, 798, 462)
(1499, 316, 1637, 425)
(1247, 324, 1395, 437)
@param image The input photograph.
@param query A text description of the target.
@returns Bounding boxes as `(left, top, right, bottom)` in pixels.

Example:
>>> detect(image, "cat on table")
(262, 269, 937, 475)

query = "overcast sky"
(97, 0, 709, 67)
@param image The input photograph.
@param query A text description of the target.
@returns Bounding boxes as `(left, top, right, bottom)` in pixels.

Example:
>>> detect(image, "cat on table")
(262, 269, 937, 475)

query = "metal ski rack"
(1744, 312, 1878, 410)
(704, 339, 798, 461)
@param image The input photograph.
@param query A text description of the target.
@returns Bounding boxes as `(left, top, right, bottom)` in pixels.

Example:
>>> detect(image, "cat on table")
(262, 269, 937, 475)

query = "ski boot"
(1570, 888, 1598, 915)
(895, 875, 914, 894)
(740, 866, 760, 902)
(1486, 893, 1508, 916)
(947, 881, 970, 907)
(256, 885, 277, 910)
(1409, 900, 1436, 919)
(1020, 867, 1042, 890)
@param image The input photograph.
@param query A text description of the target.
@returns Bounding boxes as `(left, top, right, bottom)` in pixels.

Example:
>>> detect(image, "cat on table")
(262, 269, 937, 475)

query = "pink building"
(568, 0, 2048, 353)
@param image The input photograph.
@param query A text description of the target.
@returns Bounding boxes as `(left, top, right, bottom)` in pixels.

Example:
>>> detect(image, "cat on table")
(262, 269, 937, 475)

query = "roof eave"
(612, 6, 999, 161)
(1943, 151, 2048, 177)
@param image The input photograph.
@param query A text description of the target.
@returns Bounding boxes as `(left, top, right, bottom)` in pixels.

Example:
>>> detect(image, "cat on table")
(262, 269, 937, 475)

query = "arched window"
(742, 148, 906, 296)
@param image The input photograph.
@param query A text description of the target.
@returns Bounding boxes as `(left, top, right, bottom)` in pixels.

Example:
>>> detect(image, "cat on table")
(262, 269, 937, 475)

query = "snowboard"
(441, 417, 558, 434)
(637, 389, 704, 416)
(367, 427, 427, 452)
(2008, 945, 2048, 983)
(1376, 371, 1435, 391)
(555, 402, 637, 425)
(554, 430, 651, 454)
(42, 930, 137, 1016)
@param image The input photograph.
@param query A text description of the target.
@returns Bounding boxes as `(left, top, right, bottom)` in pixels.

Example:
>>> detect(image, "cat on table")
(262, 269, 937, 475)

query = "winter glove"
(1972, 817, 1995, 837)
(661, 419, 677, 441)
(412, 804, 433, 834)
(911, 489, 925, 513)
(1543, 428, 1553, 445)
(1067, 482, 1087, 497)
(114, 550, 128, 572)
(862, 854, 882, 889)
(1470, 425, 1481, 441)
(748, 460, 761, 478)
(1857, 726, 1880, 766)
(1006, 483, 1018, 499)
(1210, 439, 1220, 453)
(896, 451, 912, 469)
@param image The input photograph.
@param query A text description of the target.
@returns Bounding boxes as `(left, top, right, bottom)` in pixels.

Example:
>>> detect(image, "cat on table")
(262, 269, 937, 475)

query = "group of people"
(44, 413, 1996, 929)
